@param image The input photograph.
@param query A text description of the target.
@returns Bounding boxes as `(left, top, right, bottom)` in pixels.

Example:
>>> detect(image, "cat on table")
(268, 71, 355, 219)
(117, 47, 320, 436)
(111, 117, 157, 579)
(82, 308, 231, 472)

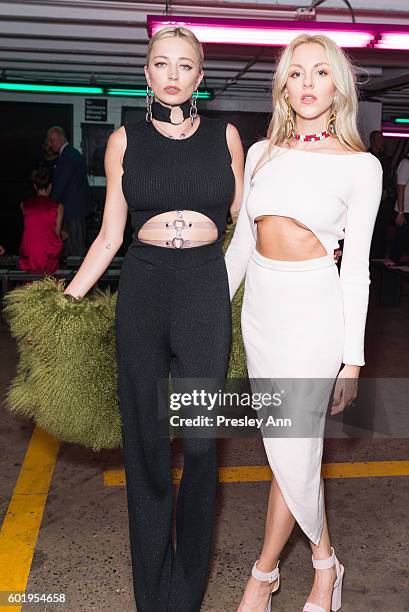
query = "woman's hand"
(331, 364, 360, 415)
(395, 212, 406, 227)
(62, 292, 82, 302)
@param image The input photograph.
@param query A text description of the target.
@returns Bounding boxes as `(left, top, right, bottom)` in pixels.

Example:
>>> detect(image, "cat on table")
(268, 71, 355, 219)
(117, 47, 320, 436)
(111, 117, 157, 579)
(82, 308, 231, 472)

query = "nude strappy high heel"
(303, 546, 344, 612)
(251, 559, 280, 612)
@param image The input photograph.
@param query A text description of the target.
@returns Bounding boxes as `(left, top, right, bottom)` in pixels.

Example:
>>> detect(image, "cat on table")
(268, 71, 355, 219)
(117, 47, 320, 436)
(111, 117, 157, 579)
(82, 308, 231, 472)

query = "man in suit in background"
(47, 126, 91, 256)
(368, 130, 395, 258)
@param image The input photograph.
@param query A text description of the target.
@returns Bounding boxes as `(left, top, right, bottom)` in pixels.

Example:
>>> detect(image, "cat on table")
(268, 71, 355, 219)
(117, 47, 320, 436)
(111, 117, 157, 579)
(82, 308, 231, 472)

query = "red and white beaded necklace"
(292, 130, 331, 142)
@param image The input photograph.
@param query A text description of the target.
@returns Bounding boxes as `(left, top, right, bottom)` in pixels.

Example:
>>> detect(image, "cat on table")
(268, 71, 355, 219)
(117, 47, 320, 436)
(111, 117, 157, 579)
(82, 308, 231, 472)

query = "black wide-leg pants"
(115, 243, 231, 612)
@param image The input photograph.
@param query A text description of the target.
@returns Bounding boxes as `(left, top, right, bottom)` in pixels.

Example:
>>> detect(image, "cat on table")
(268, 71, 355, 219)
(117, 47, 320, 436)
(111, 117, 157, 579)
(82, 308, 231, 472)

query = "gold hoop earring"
(145, 84, 154, 123)
(327, 109, 337, 135)
(284, 96, 295, 140)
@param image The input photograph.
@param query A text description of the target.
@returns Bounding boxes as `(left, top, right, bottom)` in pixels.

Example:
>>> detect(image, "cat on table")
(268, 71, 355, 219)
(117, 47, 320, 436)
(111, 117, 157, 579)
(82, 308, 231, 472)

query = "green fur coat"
(4, 231, 246, 450)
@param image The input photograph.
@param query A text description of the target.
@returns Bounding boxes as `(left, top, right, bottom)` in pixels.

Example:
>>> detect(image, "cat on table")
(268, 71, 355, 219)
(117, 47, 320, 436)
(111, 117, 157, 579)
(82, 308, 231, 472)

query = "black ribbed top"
(121, 116, 235, 243)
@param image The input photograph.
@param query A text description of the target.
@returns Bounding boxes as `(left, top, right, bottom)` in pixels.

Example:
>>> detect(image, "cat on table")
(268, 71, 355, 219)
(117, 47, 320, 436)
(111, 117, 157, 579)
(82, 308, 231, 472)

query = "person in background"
(47, 126, 91, 257)
(19, 168, 64, 273)
(39, 137, 59, 182)
(368, 130, 395, 258)
(390, 153, 409, 264)
(368, 131, 392, 179)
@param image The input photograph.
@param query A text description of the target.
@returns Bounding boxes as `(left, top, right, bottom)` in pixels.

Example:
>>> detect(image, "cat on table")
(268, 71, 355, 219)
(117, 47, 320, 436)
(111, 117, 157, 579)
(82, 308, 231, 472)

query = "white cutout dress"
(225, 141, 382, 545)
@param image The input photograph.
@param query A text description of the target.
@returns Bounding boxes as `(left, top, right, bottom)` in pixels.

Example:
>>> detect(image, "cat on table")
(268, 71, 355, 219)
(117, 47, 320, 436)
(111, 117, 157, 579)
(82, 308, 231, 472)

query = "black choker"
(151, 99, 191, 125)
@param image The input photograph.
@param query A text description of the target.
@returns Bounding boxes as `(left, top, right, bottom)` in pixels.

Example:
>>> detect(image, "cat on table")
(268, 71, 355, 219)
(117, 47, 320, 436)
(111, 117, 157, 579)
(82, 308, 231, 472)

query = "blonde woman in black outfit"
(63, 27, 244, 612)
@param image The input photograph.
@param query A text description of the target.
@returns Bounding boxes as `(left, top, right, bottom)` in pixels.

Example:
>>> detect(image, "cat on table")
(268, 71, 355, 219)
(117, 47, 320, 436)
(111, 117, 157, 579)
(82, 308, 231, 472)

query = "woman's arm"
(56, 204, 64, 236)
(226, 123, 244, 222)
(395, 159, 409, 226)
(339, 156, 383, 367)
(331, 156, 383, 414)
(224, 143, 260, 300)
(63, 127, 128, 299)
(395, 185, 406, 226)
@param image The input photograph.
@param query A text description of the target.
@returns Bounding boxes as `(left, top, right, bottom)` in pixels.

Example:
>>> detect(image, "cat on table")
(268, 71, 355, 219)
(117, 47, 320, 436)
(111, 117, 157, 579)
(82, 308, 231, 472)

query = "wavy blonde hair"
(254, 34, 365, 174)
(146, 26, 204, 71)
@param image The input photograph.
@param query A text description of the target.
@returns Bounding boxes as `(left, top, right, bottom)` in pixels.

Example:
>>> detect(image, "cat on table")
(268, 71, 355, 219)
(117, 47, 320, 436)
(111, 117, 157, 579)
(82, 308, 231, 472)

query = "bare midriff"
(138, 210, 218, 248)
(255, 215, 328, 261)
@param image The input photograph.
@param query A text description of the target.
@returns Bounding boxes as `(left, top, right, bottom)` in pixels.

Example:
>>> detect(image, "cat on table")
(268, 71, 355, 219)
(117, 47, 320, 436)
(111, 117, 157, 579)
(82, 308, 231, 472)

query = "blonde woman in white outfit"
(225, 34, 382, 612)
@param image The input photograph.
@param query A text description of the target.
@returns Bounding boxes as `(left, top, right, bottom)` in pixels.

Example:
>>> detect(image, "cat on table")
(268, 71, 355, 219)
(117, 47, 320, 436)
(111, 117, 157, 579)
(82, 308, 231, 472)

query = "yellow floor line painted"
(0, 429, 406, 611)
(104, 460, 409, 487)
(0, 426, 59, 611)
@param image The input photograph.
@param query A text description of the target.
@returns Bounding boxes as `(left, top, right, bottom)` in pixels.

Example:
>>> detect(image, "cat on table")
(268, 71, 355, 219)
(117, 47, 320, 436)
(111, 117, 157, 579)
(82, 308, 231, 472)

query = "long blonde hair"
(254, 34, 365, 174)
(146, 26, 204, 71)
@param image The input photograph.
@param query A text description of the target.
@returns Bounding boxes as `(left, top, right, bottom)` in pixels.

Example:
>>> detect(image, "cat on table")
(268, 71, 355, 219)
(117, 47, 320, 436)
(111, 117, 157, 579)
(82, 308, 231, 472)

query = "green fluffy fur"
(4, 228, 246, 450)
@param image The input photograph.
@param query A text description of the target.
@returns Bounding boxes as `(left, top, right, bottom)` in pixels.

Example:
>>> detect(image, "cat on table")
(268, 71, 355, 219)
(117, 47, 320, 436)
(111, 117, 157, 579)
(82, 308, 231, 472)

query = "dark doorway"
(0, 101, 73, 253)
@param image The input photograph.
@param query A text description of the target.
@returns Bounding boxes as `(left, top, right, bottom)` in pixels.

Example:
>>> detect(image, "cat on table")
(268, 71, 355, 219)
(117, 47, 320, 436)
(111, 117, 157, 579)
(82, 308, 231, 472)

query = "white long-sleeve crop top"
(225, 140, 383, 366)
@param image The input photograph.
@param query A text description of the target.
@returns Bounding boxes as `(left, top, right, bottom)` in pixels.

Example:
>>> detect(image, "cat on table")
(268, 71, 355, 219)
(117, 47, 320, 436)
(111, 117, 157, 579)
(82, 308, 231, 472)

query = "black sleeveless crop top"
(121, 116, 236, 243)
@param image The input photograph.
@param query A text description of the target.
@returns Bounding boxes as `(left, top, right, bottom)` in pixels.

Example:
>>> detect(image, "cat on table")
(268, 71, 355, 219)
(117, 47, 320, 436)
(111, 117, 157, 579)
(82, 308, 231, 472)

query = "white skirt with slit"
(241, 248, 344, 546)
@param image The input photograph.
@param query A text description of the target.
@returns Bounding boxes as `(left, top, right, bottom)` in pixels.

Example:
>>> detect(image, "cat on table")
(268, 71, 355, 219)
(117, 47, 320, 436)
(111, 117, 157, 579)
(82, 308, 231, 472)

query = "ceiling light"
(0, 83, 104, 94)
(148, 16, 409, 52)
(383, 132, 409, 138)
(147, 16, 375, 49)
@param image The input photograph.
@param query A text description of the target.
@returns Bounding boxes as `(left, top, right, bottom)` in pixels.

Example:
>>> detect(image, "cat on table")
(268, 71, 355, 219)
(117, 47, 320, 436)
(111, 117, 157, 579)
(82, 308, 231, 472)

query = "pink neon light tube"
(376, 33, 409, 51)
(147, 16, 375, 49)
(383, 132, 409, 138)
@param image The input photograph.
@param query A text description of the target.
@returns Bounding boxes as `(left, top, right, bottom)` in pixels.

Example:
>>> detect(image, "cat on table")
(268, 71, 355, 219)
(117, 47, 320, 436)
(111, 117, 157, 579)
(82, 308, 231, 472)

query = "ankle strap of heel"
(252, 560, 280, 583)
(311, 546, 336, 570)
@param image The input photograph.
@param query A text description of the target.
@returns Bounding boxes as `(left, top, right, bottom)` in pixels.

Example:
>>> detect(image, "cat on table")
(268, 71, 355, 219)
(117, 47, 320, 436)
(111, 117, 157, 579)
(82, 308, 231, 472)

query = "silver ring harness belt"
(138, 210, 216, 249)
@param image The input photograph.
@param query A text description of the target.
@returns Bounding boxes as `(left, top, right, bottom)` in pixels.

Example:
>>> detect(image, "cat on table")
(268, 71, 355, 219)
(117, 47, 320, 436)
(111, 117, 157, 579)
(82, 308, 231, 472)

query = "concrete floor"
(1, 267, 409, 612)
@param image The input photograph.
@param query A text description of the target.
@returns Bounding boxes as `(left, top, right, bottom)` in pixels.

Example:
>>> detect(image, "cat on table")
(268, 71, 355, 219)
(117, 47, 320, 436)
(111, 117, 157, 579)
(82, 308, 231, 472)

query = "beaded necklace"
(293, 130, 331, 142)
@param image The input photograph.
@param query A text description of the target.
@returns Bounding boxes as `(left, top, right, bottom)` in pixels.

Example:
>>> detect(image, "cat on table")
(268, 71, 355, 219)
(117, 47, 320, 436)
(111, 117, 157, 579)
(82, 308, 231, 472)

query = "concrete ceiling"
(1, 1, 409, 117)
